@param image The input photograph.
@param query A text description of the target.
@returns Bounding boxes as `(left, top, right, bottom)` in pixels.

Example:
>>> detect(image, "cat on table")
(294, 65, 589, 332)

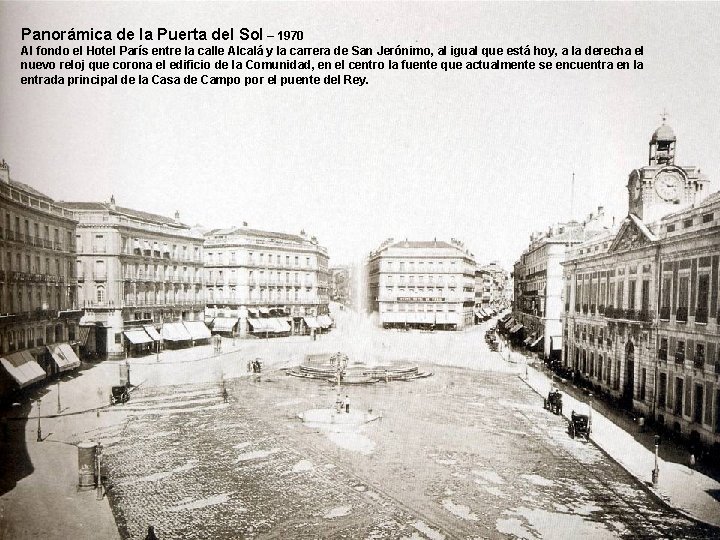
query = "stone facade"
(0, 160, 82, 398)
(562, 120, 720, 447)
(60, 199, 205, 358)
(367, 239, 476, 330)
(203, 227, 330, 336)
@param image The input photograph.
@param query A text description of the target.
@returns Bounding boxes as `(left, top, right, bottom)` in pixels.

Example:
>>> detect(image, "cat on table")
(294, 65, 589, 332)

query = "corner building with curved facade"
(203, 227, 330, 336)
(366, 239, 476, 330)
(562, 120, 720, 448)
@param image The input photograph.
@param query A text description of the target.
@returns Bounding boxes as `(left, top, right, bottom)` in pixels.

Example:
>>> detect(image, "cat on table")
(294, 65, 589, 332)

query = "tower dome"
(650, 122, 676, 143)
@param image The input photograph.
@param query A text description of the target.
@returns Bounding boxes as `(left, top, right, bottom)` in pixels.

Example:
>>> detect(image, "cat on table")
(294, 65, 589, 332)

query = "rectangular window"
(697, 273, 710, 323)
(683, 218, 693, 228)
(641, 280, 650, 313)
(702, 213, 714, 224)
(666, 224, 676, 233)
(628, 280, 636, 310)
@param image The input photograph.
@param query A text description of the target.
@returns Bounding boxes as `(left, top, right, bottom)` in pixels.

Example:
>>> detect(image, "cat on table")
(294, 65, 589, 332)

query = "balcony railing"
(693, 354, 705, 369)
(582, 303, 588, 314)
(674, 351, 685, 364)
(598, 304, 605, 315)
(695, 307, 708, 324)
(676, 307, 688, 322)
(659, 306, 670, 320)
(590, 304, 596, 315)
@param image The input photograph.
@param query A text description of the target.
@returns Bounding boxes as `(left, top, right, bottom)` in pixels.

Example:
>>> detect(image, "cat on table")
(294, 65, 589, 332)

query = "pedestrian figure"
(145, 525, 159, 540)
(345, 395, 350, 413)
(690, 453, 696, 469)
(247, 359, 252, 373)
(222, 387, 228, 403)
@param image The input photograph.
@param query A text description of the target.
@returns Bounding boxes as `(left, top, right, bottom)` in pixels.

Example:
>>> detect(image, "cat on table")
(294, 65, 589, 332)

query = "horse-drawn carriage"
(543, 389, 563, 415)
(569, 410, 591, 440)
(110, 385, 130, 405)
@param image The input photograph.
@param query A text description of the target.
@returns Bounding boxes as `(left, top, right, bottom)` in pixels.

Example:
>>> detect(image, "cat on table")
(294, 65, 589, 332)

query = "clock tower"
(627, 117, 709, 223)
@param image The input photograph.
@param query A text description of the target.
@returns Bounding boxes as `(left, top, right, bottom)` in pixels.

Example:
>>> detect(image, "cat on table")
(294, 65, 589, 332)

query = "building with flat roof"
(0, 159, 82, 400)
(203, 226, 330, 337)
(366, 238, 476, 330)
(562, 119, 720, 447)
(60, 198, 206, 358)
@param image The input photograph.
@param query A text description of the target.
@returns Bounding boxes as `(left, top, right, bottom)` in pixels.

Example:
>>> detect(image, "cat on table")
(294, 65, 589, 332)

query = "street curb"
(516, 371, 720, 531)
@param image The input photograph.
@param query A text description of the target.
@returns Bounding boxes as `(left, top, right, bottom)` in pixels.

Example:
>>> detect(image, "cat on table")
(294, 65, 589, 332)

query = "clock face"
(655, 172, 681, 201)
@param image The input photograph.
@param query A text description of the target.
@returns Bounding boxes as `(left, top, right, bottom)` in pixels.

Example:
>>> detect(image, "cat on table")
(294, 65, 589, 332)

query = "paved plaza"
(2, 310, 719, 539)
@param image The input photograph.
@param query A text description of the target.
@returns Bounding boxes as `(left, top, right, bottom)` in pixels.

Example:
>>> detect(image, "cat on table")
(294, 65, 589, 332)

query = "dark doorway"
(674, 378, 684, 416)
(623, 341, 635, 405)
(693, 384, 703, 424)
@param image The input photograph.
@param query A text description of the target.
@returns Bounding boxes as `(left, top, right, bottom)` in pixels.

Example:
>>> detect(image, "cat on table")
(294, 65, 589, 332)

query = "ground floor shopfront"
(205, 303, 332, 339)
(78, 304, 206, 359)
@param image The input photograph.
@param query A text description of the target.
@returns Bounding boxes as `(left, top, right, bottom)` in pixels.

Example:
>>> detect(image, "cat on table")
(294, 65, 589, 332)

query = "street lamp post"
(652, 435, 660, 486)
(36, 398, 42, 442)
(57, 379, 61, 414)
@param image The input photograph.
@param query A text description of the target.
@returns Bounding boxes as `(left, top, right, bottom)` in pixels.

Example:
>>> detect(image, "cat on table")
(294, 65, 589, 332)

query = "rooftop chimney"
(174, 210, 180, 222)
(0, 159, 9, 184)
(109, 194, 116, 209)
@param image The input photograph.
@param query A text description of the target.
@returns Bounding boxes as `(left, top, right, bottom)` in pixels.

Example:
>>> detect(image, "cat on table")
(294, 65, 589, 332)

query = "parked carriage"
(569, 410, 591, 440)
(543, 389, 563, 415)
(110, 385, 130, 405)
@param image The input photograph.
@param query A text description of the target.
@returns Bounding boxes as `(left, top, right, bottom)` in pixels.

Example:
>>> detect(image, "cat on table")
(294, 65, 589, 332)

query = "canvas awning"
(550, 336, 562, 350)
(509, 323, 524, 334)
(47, 343, 81, 372)
(272, 318, 291, 332)
(78, 325, 92, 345)
(247, 308, 259, 316)
(531, 335, 544, 348)
(303, 316, 320, 329)
(259, 307, 270, 315)
(317, 315, 333, 328)
(212, 318, 238, 332)
(161, 322, 192, 341)
(143, 325, 162, 341)
(247, 318, 269, 332)
(124, 329, 153, 345)
(183, 321, 211, 340)
(0, 351, 46, 388)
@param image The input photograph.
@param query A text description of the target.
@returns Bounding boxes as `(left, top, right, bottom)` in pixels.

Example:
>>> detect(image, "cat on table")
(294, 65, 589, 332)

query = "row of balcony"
(83, 300, 204, 309)
(119, 274, 203, 284)
(0, 229, 76, 252)
(0, 307, 81, 324)
(658, 348, 720, 373)
(570, 304, 719, 325)
(0, 270, 72, 284)
(206, 298, 324, 306)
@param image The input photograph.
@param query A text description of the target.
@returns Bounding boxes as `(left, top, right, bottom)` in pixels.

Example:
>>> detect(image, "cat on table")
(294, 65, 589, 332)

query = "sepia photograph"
(1, 2, 720, 538)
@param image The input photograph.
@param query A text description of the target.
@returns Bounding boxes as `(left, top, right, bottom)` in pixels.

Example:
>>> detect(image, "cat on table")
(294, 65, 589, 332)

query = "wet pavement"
(101, 365, 717, 539)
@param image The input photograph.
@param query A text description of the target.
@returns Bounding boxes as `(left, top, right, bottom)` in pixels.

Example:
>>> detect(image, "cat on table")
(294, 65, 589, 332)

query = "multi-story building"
(366, 238, 476, 330)
(330, 265, 351, 306)
(562, 119, 720, 447)
(475, 261, 511, 311)
(59, 197, 206, 358)
(203, 227, 330, 336)
(512, 213, 610, 358)
(0, 159, 82, 400)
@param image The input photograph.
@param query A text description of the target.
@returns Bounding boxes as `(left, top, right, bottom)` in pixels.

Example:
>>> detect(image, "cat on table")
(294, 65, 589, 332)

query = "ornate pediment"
(608, 214, 658, 253)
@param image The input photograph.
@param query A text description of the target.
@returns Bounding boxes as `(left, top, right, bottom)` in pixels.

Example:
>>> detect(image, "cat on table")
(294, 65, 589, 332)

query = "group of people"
(246, 358, 262, 373)
(335, 394, 351, 413)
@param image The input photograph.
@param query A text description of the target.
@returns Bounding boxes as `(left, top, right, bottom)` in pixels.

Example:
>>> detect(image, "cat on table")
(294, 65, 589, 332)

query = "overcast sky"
(2, 2, 719, 269)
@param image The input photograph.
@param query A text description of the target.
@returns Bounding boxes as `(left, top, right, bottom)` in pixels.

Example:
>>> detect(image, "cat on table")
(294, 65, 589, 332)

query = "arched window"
(96, 286, 105, 304)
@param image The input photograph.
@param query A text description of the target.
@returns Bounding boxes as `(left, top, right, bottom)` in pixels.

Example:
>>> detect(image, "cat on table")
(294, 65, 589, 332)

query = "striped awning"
(124, 329, 153, 345)
(183, 321, 211, 340)
(144, 325, 162, 341)
(47, 343, 81, 372)
(303, 316, 320, 329)
(212, 318, 238, 332)
(0, 351, 46, 388)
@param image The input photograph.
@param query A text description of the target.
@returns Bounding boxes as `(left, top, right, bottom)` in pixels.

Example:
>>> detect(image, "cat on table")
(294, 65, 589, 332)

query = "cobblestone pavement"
(101, 365, 717, 539)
